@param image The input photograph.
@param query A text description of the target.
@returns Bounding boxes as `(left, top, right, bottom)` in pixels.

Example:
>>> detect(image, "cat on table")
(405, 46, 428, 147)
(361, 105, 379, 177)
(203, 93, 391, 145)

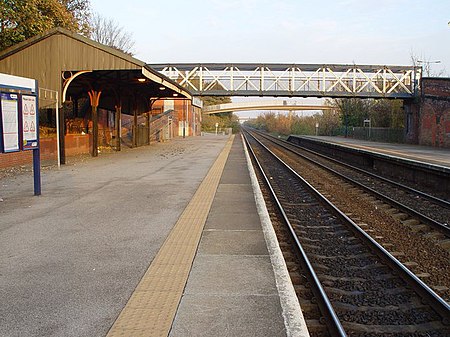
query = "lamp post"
(417, 60, 441, 77)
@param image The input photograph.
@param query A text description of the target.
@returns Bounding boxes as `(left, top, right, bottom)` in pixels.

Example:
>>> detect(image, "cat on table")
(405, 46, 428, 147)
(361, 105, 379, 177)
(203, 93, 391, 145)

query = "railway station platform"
(297, 136, 450, 168)
(0, 134, 308, 337)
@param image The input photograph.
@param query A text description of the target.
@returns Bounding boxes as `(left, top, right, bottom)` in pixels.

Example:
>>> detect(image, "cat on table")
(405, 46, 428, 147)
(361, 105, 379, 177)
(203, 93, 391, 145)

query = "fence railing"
(336, 127, 405, 143)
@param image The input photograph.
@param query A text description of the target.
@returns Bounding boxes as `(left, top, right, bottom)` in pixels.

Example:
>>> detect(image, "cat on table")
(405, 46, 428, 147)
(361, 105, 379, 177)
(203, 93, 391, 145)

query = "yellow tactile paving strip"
(106, 135, 234, 337)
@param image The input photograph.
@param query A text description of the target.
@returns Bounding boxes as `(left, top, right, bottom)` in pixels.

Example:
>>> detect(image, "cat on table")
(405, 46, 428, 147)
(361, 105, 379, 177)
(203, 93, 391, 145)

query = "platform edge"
(242, 133, 310, 337)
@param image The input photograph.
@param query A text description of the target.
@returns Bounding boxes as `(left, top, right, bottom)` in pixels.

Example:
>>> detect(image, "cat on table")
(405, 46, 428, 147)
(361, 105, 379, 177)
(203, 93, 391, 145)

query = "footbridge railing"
(203, 100, 333, 114)
(149, 63, 421, 99)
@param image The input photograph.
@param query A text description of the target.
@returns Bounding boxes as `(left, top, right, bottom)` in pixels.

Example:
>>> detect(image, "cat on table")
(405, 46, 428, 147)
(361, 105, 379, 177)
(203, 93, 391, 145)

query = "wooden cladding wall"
(0, 32, 142, 96)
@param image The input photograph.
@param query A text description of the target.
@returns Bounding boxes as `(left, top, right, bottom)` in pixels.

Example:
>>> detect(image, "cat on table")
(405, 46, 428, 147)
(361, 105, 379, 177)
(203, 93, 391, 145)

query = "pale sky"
(91, 0, 450, 76)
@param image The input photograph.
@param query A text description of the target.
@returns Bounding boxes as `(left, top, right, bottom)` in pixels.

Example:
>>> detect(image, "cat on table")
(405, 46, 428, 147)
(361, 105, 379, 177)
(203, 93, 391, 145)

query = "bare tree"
(410, 50, 445, 77)
(89, 13, 135, 55)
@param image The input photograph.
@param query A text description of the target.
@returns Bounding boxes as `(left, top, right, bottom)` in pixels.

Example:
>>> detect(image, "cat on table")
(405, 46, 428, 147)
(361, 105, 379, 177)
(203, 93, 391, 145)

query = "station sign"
(192, 96, 203, 108)
(0, 73, 36, 93)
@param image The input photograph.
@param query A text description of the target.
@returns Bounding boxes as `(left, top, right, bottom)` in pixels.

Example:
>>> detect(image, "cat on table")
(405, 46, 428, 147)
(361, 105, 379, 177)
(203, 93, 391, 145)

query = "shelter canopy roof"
(0, 27, 191, 109)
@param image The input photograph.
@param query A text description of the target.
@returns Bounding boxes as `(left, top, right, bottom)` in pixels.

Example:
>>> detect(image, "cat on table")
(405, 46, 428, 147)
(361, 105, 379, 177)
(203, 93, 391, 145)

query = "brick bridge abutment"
(404, 77, 450, 148)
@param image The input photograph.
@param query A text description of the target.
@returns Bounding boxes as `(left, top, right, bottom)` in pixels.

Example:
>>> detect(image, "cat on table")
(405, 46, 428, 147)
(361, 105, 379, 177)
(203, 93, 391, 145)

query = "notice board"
(22, 95, 38, 150)
(0, 92, 20, 152)
(0, 72, 41, 195)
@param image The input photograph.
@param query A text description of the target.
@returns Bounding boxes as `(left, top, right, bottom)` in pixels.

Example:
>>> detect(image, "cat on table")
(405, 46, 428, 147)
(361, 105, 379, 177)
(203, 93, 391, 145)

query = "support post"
(403, 99, 420, 144)
(146, 112, 150, 145)
(33, 147, 41, 195)
(58, 97, 66, 164)
(88, 90, 101, 157)
(192, 106, 195, 136)
(132, 103, 138, 147)
(56, 95, 61, 167)
(92, 105, 98, 156)
(33, 80, 41, 195)
(183, 100, 186, 138)
(115, 104, 121, 151)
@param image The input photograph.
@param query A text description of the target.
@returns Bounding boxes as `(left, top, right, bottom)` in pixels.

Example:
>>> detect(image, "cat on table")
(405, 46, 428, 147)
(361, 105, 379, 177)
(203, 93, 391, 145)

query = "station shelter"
(0, 27, 200, 168)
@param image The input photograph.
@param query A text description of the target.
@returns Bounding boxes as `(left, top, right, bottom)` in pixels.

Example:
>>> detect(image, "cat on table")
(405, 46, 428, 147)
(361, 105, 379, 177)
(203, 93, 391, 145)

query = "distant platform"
(296, 136, 450, 169)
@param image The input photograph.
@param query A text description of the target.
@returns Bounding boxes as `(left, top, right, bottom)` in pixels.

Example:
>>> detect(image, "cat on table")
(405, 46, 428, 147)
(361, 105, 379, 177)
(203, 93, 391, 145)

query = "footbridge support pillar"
(405, 78, 450, 148)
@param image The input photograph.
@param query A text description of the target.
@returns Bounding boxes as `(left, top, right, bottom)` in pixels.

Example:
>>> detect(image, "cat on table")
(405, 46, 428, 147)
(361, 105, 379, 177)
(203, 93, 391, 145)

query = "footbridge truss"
(149, 63, 421, 99)
(203, 100, 333, 114)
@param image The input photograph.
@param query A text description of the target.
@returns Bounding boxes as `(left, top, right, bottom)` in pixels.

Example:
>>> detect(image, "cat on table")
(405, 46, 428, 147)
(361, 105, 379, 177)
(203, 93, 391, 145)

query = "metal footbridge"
(203, 100, 333, 114)
(149, 63, 421, 99)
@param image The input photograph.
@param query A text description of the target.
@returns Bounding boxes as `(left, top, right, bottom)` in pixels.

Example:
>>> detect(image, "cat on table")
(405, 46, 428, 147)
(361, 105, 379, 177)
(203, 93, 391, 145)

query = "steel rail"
(242, 131, 347, 337)
(245, 128, 450, 323)
(252, 129, 450, 236)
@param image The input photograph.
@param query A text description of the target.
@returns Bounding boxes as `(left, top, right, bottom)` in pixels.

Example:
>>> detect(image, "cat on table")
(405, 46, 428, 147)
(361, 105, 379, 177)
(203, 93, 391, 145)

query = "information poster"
(22, 95, 38, 149)
(0, 93, 20, 152)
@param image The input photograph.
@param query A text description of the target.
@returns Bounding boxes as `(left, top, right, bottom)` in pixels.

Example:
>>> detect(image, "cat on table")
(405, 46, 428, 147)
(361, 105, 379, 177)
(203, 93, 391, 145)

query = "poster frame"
(0, 92, 20, 153)
(0, 73, 40, 195)
(21, 94, 39, 150)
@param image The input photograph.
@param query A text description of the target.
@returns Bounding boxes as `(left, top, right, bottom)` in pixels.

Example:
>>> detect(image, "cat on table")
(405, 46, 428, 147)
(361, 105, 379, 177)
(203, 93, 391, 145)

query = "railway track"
(246, 129, 450, 299)
(257, 130, 450, 229)
(286, 135, 450, 202)
(243, 129, 450, 336)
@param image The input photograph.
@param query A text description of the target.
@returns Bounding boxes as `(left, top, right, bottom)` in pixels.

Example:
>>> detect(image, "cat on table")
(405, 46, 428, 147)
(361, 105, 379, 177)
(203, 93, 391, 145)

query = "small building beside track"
(0, 27, 200, 169)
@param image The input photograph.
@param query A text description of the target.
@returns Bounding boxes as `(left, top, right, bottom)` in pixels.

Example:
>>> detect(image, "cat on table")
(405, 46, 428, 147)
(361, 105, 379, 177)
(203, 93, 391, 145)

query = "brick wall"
(65, 134, 90, 155)
(420, 78, 450, 148)
(0, 150, 33, 169)
(0, 134, 90, 169)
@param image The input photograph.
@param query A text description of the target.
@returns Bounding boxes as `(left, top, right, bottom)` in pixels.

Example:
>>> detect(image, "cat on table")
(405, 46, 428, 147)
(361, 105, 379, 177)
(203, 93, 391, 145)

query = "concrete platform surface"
(0, 135, 229, 337)
(0, 134, 308, 337)
(301, 136, 450, 168)
(169, 136, 288, 337)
